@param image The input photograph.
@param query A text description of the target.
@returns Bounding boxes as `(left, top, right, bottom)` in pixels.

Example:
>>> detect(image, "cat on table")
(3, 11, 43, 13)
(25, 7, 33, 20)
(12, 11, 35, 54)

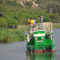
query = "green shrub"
(25, 2, 33, 7)
(7, 18, 18, 28)
(0, 17, 7, 27)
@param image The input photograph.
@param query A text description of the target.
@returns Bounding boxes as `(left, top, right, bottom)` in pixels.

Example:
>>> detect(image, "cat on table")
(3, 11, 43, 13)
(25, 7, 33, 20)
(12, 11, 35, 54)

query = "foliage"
(0, 0, 60, 43)
(35, 0, 42, 4)
(0, 0, 60, 28)
(0, 27, 28, 43)
(25, 2, 33, 7)
(0, 17, 7, 27)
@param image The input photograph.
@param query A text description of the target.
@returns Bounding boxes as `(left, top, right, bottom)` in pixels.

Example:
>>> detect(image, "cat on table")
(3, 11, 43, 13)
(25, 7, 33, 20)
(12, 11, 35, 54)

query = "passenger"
(32, 18, 36, 31)
(40, 16, 43, 23)
(33, 18, 36, 26)
(38, 16, 44, 30)
(30, 18, 34, 25)
(28, 18, 34, 33)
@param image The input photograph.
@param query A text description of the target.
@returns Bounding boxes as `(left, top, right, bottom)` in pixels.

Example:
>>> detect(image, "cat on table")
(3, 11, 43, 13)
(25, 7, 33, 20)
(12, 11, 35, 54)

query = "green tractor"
(26, 22, 55, 53)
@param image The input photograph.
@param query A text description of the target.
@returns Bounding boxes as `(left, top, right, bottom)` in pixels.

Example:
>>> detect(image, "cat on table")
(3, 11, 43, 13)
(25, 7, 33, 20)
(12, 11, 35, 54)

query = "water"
(0, 42, 27, 60)
(0, 29, 60, 60)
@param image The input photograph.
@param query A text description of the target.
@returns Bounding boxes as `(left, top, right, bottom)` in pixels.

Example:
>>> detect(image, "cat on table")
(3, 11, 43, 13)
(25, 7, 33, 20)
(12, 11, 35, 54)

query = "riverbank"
(17, 23, 60, 29)
(53, 23, 60, 28)
(0, 29, 60, 60)
(0, 27, 28, 43)
(0, 23, 60, 43)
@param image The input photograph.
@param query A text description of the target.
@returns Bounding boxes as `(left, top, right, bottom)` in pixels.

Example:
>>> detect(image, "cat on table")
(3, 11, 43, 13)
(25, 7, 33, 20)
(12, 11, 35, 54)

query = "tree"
(0, 17, 7, 27)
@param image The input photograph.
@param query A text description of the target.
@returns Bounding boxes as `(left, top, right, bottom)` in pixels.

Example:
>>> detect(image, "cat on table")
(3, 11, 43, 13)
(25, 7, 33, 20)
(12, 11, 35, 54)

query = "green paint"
(34, 31, 45, 34)
(27, 28, 54, 52)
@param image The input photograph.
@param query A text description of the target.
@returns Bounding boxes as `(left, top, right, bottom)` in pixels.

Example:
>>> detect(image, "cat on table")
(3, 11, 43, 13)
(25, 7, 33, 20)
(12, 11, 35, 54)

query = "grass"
(0, 23, 60, 43)
(53, 23, 60, 29)
(0, 26, 28, 43)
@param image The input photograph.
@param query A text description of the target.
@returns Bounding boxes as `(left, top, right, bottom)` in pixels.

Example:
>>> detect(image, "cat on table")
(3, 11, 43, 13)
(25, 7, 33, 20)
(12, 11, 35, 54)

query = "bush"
(0, 17, 7, 27)
(0, 28, 27, 43)
(7, 19, 18, 28)
(25, 2, 33, 7)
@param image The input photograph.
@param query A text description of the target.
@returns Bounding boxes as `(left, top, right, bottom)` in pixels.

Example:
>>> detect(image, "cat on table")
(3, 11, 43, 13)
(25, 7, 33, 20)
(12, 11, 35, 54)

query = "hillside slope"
(0, 0, 60, 28)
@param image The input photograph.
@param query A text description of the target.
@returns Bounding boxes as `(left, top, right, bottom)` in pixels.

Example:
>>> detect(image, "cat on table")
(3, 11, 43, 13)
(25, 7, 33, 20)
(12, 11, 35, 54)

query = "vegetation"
(25, 2, 33, 7)
(0, 0, 60, 43)
(53, 23, 60, 29)
(0, 27, 28, 43)
(0, 0, 60, 28)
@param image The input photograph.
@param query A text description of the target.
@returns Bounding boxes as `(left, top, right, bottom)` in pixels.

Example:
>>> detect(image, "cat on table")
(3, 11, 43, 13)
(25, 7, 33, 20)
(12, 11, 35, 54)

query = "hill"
(0, 0, 60, 28)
